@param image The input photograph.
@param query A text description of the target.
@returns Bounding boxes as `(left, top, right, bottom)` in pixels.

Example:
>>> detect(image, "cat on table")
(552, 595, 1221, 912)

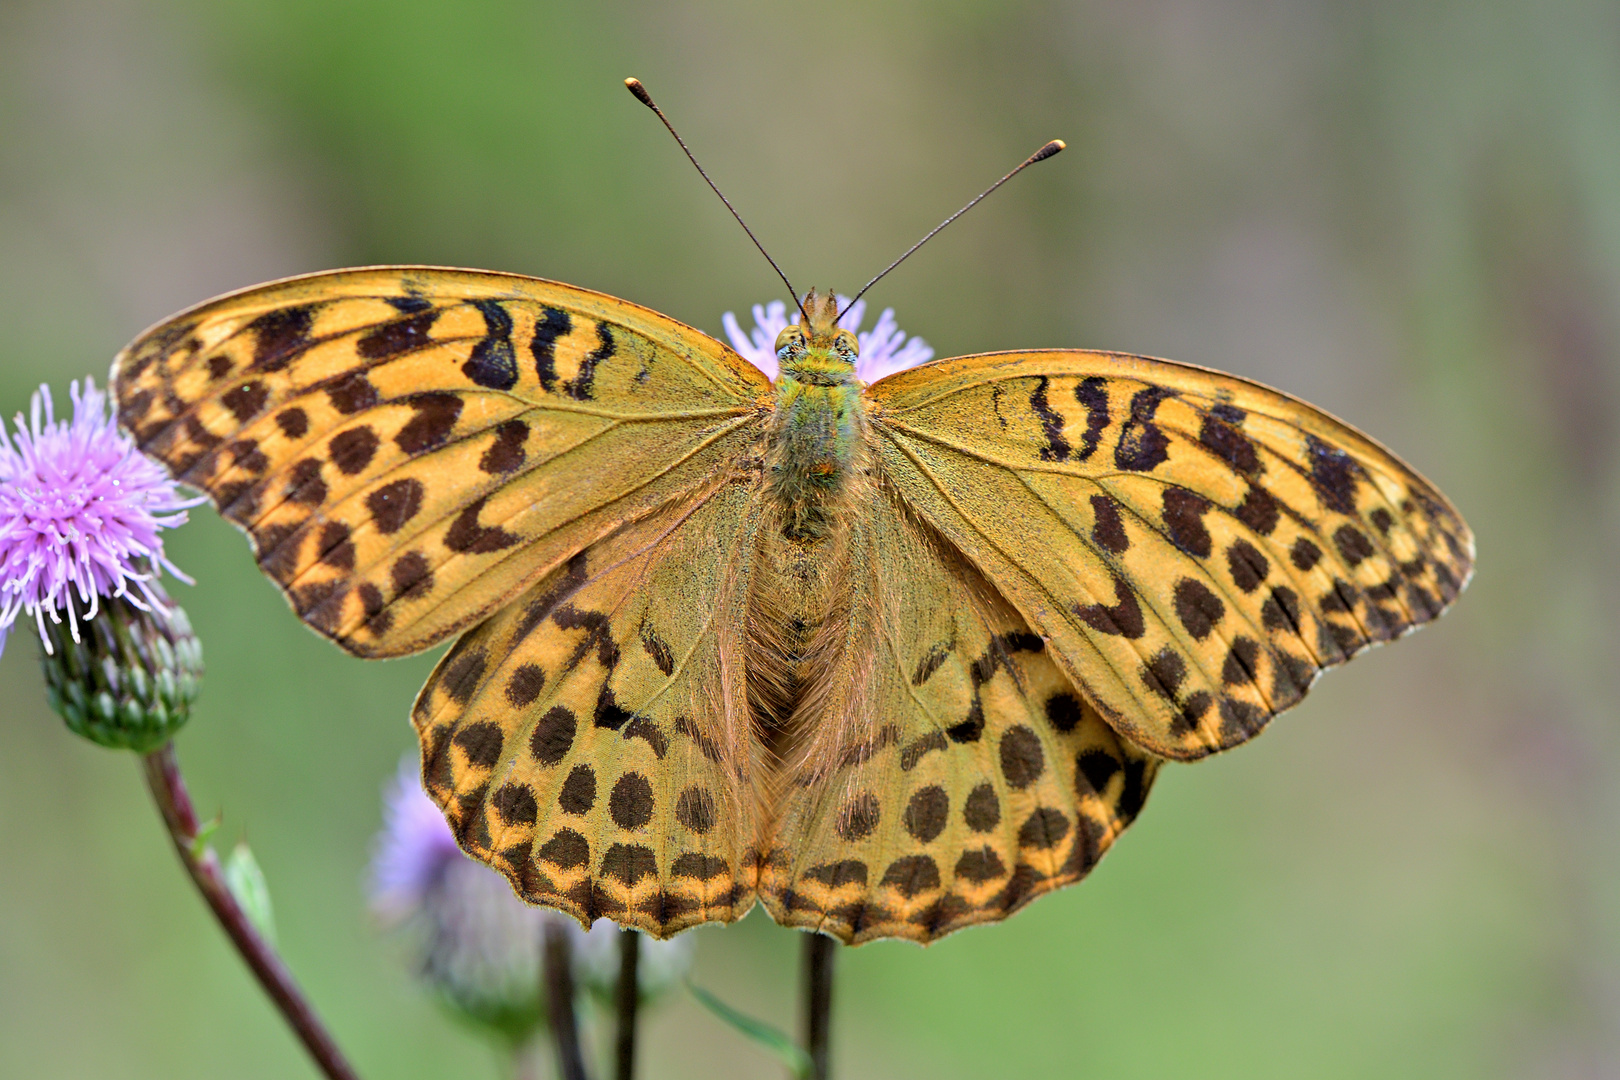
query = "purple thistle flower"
(722, 296, 934, 383)
(0, 379, 198, 657)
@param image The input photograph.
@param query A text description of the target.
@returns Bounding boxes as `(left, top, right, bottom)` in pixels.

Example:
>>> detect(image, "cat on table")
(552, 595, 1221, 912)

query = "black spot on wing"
(1234, 485, 1280, 536)
(1161, 488, 1213, 557)
(248, 306, 314, 372)
(452, 721, 503, 768)
(1140, 647, 1187, 701)
(912, 642, 950, 686)
(835, 793, 880, 841)
(1198, 406, 1260, 475)
(1335, 524, 1375, 567)
(1044, 692, 1083, 733)
(1074, 376, 1109, 461)
(999, 726, 1045, 789)
(221, 381, 268, 423)
(492, 783, 538, 826)
(1172, 578, 1225, 640)
(963, 784, 1000, 832)
(368, 479, 424, 534)
(900, 731, 947, 771)
(1030, 376, 1070, 462)
(1226, 539, 1269, 593)
(385, 293, 433, 315)
(558, 765, 595, 814)
(563, 322, 615, 400)
(671, 854, 729, 881)
(276, 407, 309, 438)
(358, 309, 437, 360)
(530, 307, 572, 392)
(805, 860, 868, 888)
(592, 684, 634, 732)
(329, 426, 379, 475)
(639, 621, 675, 676)
(1114, 385, 1172, 471)
(529, 705, 576, 765)
(444, 496, 520, 554)
(1076, 749, 1119, 795)
(600, 843, 657, 885)
(396, 393, 464, 455)
(1307, 435, 1360, 514)
(1090, 494, 1129, 554)
(675, 787, 717, 834)
(505, 663, 546, 707)
(479, 419, 528, 474)
(609, 772, 654, 830)
(881, 855, 941, 898)
(539, 830, 589, 869)
(903, 786, 949, 842)
(1074, 574, 1146, 638)
(623, 718, 668, 759)
(463, 300, 518, 390)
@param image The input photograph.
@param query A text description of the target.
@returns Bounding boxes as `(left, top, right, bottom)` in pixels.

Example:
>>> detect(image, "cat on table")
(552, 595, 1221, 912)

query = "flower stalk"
(615, 927, 640, 1080)
(141, 741, 360, 1080)
(542, 920, 591, 1080)
(801, 933, 836, 1080)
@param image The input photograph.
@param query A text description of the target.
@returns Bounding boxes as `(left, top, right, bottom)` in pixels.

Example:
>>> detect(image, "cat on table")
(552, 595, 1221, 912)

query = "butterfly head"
(775, 289, 858, 380)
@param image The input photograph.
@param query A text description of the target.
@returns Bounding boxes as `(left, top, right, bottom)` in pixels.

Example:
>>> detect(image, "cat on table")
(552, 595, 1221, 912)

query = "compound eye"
(774, 326, 804, 357)
(834, 330, 859, 359)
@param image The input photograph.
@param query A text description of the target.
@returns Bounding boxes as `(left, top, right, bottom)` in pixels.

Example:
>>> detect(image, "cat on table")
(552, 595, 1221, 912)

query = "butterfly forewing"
(867, 350, 1474, 761)
(113, 267, 771, 658)
(759, 481, 1160, 945)
(413, 475, 765, 937)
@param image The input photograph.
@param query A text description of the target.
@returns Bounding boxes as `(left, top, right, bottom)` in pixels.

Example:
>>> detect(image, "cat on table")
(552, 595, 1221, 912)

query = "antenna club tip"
(1032, 139, 1066, 162)
(624, 78, 654, 106)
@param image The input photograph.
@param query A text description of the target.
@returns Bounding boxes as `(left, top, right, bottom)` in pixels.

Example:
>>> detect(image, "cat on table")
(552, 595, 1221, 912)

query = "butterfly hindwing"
(413, 475, 766, 937)
(867, 350, 1474, 761)
(113, 266, 771, 658)
(759, 481, 1160, 944)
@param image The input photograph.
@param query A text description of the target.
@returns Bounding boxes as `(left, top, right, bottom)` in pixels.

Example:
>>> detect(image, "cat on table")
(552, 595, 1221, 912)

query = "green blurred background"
(3, 0, 1617, 1076)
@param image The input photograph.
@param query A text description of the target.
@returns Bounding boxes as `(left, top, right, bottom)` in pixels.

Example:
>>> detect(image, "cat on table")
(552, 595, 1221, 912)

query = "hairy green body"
(767, 356, 862, 539)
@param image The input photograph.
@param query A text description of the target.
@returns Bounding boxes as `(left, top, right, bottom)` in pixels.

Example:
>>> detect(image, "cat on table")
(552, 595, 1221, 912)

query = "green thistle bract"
(40, 586, 202, 752)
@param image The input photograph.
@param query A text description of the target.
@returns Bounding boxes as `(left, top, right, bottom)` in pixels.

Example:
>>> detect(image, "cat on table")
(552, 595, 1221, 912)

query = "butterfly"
(111, 264, 1472, 945)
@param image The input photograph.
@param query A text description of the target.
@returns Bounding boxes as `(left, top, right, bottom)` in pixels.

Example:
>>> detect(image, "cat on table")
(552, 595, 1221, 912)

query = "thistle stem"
(542, 920, 591, 1080)
(615, 928, 640, 1080)
(801, 933, 837, 1080)
(139, 741, 359, 1080)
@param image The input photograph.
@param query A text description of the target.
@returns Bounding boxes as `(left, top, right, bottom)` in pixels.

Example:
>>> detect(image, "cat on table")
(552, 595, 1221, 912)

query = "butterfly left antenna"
(625, 77, 809, 324)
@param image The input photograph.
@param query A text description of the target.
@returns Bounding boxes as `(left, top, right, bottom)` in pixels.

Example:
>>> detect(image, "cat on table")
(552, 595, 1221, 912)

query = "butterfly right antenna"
(625, 77, 810, 325)
(840, 139, 1065, 319)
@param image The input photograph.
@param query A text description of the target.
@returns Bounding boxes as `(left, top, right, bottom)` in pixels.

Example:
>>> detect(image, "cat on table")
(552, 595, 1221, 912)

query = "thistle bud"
(39, 588, 202, 752)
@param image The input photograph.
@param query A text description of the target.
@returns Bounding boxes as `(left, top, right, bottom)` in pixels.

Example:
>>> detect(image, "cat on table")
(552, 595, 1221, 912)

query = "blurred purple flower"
(371, 758, 555, 1037)
(0, 379, 197, 657)
(370, 758, 694, 1037)
(722, 296, 933, 383)
(369, 757, 470, 925)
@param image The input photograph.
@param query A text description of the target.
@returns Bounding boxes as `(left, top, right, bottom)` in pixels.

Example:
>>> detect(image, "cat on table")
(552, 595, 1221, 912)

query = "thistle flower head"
(722, 296, 933, 383)
(0, 379, 198, 657)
